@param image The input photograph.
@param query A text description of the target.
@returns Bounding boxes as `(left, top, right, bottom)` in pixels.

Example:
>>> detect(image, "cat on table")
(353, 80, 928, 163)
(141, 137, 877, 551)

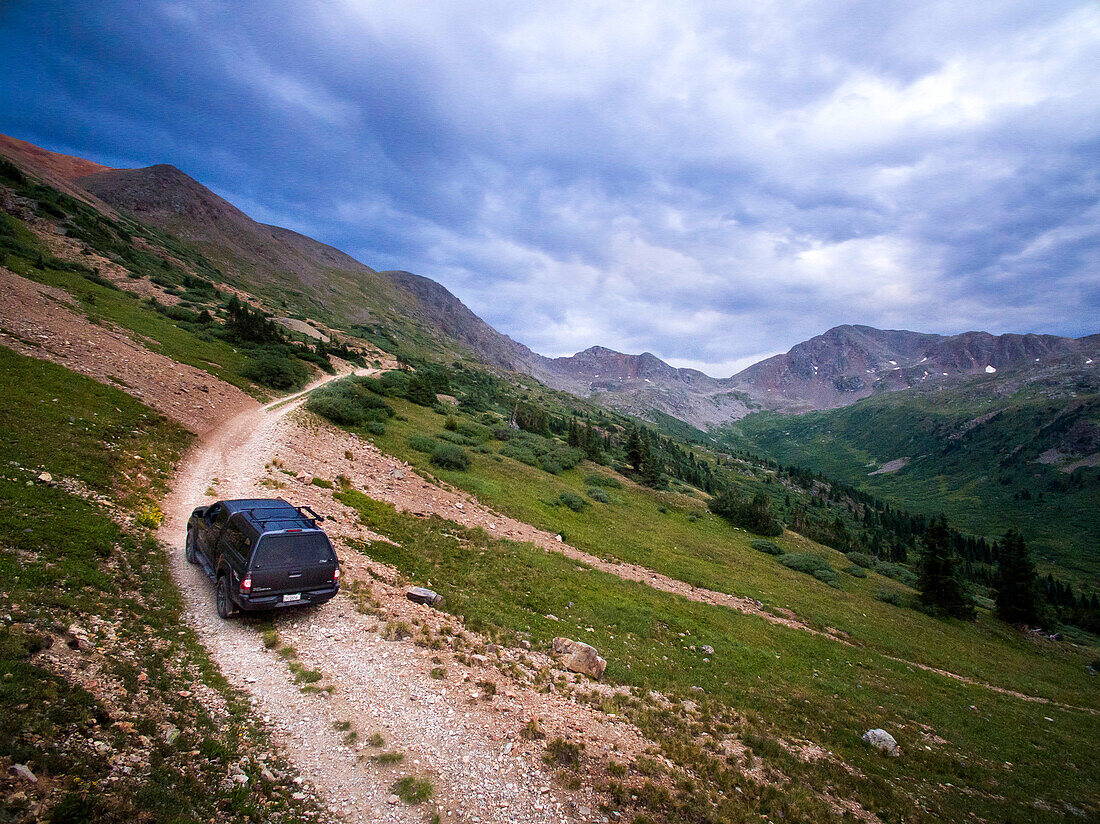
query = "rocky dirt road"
(158, 374, 641, 824)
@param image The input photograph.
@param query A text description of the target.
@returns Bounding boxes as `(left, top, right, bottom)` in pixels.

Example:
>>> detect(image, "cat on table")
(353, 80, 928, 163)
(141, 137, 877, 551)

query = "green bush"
(558, 491, 589, 512)
(779, 553, 840, 588)
(392, 776, 434, 804)
(708, 489, 782, 537)
(844, 565, 868, 578)
(587, 487, 612, 503)
(306, 376, 394, 425)
(242, 352, 310, 390)
(846, 551, 876, 569)
(437, 430, 475, 446)
(585, 473, 622, 489)
(456, 420, 492, 441)
(876, 588, 903, 606)
(500, 442, 538, 466)
(875, 562, 918, 589)
(538, 458, 564, 475)
(366, 421, 386, 435)
(379, 370, 410, 396)
(750, 539, 784, 556)
(358, 376, 387, 395)
(407, 435, 437, 453)
(430, 443, 471, 471)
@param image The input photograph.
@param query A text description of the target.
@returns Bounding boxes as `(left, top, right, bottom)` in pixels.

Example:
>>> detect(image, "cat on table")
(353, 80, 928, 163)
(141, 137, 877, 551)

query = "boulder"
(552, 637, 607, 680)
(9, 764, 36, 783)
(65, 624, 92, 651)
(406, 587, 443, 606)
(862, 728, 900, 756)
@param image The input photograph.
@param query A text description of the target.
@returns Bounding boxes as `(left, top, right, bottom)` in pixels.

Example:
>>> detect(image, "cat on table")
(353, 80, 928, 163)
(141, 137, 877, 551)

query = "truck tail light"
(240, 574, 252, 595)
(333, 567, 340, 584)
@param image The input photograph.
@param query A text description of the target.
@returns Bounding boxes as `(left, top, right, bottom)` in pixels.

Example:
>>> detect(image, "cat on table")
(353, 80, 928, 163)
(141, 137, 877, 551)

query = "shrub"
(306, 376, 394, 425)
(558, 491, 588, 512)
(846, 551, 876, 569)
(310, 477, 333, 489)
(492, 426, 514, 441)
(379, 370, 410, 395)
(455, 420, 491, 441)
(406, 434, 437, 453)
(539, 458, 563, 475)
(500, 442, 538, 465)
(585, 473, 622, 489)
(586, 487, 612, 503)
(430, 443, 471, 471)
(242, 352, 310, 390)
(750, 539, 783, 555)
(381, 621, 412, 641)
(844, 565, 868, 578)
(392, 776, 433, 804)
(437, 430, 475, 446)
(444, 415, 458, 431)
(876, 588, 903, 606)
(876, 562, 918, 589)
(520, 719, 545, 741)
(708, 489, 782, 537)
(366, 421, 386, 435)
(543, 737, 583, 769)
(779, 553, 840, 588)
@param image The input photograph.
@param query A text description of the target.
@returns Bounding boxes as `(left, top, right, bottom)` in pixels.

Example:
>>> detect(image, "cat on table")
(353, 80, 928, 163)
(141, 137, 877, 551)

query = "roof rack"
(242, 503, 325, 528)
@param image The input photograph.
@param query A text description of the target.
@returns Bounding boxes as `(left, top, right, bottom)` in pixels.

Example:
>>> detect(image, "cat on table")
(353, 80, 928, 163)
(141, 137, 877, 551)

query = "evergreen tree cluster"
(707, 488, 783, 537)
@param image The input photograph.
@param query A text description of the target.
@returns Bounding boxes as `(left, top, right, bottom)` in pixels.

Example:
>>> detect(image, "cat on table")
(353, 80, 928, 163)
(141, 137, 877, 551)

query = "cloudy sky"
(1, 2, 1098, 375)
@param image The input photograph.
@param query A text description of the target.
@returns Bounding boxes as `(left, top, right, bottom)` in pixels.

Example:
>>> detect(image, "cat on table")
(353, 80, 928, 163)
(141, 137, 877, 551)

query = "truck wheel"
(185, 527, 197, 564)
(216, 575, 234, 619)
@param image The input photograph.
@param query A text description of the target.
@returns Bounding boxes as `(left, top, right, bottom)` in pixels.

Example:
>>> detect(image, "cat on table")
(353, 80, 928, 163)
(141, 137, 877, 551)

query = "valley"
(0, 135, 1098, 824)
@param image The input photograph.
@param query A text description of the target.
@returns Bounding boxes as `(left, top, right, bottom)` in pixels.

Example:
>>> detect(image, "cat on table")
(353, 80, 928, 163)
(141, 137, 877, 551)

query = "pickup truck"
(186, 498, 340, 618)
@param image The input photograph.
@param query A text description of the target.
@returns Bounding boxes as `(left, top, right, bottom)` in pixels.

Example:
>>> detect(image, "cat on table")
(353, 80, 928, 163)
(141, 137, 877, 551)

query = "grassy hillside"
(0, 347, 321, 823)
(0, 158, 359, 395)
(718, 375, 1100, 585)
(307, 372, 1099, 823)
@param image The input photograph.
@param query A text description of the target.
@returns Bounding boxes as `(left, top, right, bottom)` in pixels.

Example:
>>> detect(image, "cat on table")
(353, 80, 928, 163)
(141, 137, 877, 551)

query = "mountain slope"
(532, 325, 1100, 428)
(10, 134, 1098, 430)
(720, 361, 1100, 580)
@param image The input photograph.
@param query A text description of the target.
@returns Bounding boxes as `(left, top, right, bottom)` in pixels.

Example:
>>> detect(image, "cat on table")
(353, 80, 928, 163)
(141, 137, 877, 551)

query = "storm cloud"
(1, 1, 1097, 374)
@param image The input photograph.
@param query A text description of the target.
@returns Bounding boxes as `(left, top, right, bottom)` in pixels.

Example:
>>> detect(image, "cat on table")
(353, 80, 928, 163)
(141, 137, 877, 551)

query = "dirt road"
(158, 373, 622, 824)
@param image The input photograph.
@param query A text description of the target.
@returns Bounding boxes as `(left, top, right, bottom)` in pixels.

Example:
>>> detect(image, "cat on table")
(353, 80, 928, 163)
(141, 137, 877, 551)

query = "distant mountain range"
(3, 133, 1097, 428)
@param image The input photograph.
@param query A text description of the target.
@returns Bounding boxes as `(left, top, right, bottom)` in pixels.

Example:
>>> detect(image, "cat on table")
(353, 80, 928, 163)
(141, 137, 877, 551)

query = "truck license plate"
(283, 593, 302, 603)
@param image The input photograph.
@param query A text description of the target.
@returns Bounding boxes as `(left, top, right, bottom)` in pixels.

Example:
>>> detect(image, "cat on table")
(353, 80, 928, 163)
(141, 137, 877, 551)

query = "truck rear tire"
(185, 528, 197, 564)
(216, 575, 234, 619)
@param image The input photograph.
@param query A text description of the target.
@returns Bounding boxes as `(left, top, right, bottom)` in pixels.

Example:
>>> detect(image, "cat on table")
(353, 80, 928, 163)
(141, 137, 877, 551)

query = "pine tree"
(918, 515, 973, 618)
(625, 426, 646, 471)
(994, 529, 1038, 625)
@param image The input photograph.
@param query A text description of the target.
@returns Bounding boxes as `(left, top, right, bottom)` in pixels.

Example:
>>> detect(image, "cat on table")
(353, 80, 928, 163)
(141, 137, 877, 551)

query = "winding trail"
(158, 372, 620, 824)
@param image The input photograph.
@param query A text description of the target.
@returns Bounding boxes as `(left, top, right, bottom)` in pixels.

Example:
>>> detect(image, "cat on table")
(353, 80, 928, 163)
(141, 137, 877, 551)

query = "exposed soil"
(0, 266, 257, 435)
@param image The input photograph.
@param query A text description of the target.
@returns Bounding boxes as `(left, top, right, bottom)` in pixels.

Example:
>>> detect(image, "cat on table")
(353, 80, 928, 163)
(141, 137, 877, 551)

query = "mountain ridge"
(4, 133, 1096, 427)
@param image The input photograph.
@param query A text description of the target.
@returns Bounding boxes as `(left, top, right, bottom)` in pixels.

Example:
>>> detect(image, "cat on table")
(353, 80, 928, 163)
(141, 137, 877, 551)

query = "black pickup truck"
(186, 498, 340, 618)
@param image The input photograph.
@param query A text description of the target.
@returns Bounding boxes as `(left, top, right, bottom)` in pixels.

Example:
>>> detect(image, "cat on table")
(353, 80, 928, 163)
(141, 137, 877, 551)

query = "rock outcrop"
(552, 637, 607, 680)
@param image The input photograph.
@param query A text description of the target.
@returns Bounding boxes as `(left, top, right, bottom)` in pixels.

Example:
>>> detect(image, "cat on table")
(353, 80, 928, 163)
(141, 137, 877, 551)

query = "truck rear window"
(252, 533, 335, 568)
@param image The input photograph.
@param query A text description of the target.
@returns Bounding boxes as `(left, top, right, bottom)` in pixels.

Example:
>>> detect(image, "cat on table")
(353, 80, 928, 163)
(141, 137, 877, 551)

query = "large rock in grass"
(862, 728, 900, 756)
(406, 587, 443, 606)
(552, 636, 607, 680)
